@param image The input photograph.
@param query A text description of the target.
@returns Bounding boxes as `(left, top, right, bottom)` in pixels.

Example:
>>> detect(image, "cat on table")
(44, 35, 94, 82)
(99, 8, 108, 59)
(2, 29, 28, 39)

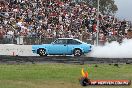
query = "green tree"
(81, 0, 118, 15)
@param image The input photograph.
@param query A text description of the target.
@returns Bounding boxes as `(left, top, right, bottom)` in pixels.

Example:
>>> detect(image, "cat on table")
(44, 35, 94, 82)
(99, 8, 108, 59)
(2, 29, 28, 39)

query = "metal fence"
(0, 35, 107, 45)
(0, 36, 55, 45)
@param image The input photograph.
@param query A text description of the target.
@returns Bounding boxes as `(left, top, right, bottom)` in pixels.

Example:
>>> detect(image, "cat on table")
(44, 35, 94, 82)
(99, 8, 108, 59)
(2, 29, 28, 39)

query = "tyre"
(73, 49, 82, 56)
(38, 48, 47, 56)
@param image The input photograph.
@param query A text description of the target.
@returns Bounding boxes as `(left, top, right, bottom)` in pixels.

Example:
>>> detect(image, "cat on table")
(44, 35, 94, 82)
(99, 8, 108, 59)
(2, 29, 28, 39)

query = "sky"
(114, 0, 132, 21)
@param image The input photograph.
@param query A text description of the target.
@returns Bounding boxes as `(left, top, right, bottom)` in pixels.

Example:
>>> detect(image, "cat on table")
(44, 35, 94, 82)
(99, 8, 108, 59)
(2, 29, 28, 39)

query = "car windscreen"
(53, 39, 67, 44)
(67, 39, 82, 44)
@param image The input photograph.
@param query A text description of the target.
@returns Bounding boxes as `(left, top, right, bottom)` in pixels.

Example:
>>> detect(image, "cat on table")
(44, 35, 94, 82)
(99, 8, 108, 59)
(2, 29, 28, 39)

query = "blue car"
(32, 38, 92, 56)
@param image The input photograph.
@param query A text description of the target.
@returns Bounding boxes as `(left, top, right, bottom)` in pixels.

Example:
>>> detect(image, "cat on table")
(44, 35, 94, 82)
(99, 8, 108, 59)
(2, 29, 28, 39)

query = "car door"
(67, 39, 82, 54)
(48, 39, 68, 55)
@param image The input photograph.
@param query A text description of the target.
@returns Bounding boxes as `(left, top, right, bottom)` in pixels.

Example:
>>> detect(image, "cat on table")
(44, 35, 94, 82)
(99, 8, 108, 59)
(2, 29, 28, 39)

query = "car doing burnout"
(32, 38, 92, 56)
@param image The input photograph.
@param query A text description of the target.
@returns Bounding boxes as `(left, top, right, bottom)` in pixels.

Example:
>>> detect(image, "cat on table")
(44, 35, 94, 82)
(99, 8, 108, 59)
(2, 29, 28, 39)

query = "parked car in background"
(32, 38, 92, 56)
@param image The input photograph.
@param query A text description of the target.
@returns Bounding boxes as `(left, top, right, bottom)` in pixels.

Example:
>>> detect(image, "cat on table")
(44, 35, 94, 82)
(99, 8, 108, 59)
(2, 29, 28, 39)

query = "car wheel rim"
(40, 49, 46, 55)
(75, 50, 81, 56)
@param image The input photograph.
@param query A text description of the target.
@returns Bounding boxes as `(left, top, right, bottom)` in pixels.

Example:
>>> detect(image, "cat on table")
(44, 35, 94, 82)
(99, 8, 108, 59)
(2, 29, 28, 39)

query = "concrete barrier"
(0, 44, 38, 56)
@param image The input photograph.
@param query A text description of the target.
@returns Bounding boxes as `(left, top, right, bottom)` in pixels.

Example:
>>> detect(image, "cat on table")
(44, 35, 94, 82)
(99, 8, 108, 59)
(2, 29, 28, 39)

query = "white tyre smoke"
(89, 39, 132, 58)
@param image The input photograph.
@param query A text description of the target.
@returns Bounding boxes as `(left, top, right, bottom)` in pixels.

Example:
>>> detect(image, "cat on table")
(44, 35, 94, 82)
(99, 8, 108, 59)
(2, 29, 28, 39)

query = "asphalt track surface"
(0, 44, 132, 64)
(0, 55, 132, 64)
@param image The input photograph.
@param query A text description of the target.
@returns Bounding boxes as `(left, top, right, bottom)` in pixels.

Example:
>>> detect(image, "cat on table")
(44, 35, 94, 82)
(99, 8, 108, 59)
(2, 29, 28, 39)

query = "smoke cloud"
(89, 39, 132, 58)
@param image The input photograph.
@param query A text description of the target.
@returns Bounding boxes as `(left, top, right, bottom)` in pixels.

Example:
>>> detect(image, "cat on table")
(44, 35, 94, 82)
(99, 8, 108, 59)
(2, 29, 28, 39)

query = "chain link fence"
(0, 35, 120, 45)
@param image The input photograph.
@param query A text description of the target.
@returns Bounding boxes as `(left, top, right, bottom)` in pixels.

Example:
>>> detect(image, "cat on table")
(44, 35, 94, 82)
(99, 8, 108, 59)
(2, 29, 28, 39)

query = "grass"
(0, 63, 131, 88)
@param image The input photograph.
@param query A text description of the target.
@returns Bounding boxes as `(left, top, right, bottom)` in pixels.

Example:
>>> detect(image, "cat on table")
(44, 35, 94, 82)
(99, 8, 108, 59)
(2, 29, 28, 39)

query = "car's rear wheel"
(73, 49, 82, 56)
(38, 48, 47, 56)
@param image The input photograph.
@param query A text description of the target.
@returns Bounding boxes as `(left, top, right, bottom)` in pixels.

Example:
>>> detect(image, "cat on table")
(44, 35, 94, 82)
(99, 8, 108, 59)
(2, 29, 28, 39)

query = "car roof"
(57, 38, 83, 43)
(56, 38, 86, 44)
(58, 38, 74, 39)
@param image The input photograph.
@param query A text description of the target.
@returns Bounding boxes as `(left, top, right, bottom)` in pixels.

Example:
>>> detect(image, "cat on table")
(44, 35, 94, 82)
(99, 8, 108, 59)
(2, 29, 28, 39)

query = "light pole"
(96, 0, 100, 46)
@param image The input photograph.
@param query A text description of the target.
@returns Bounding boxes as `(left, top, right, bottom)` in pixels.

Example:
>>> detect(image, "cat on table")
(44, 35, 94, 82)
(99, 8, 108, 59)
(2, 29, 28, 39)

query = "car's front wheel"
(73, 49, 82, 56)
(38, 48, 47, 56)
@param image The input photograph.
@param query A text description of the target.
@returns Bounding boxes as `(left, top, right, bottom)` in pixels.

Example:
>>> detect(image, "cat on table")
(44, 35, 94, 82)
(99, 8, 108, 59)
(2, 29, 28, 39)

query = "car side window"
(68, 39, 81, 44)
(54, 39, 67, 44)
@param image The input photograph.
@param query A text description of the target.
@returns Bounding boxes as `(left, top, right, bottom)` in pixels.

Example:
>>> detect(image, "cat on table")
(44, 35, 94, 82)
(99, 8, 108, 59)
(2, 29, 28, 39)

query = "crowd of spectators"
(0, 0, 131, 44)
